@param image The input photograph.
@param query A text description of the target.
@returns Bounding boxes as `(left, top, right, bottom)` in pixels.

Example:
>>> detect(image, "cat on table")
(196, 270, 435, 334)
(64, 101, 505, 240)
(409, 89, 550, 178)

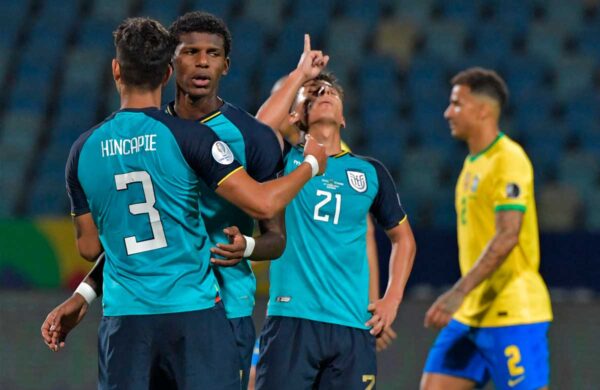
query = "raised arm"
(256, 34, 329, 144)
(424, 210, 522, 329)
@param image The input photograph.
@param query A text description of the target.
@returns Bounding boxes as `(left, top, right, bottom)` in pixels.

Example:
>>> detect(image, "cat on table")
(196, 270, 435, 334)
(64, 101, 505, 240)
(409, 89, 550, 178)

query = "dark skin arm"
(424, 210, 523, 329)
(210, 211, 286, 266)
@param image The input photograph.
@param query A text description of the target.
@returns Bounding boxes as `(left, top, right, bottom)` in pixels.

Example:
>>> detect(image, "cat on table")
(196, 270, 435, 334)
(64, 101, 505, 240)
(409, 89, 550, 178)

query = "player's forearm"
(83, 253, 105, 295)
(250, 213, 286, 260)
(256, 69, 306, 130)
(453, 231, 519, 295)
(256, 163, 313, 218)
(383, 233, 416, 304)
(366, 217, 380, 301)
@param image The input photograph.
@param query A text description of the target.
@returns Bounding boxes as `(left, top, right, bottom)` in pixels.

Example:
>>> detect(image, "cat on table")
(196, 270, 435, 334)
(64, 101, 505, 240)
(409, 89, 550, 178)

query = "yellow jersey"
(454, 133, 552, 327)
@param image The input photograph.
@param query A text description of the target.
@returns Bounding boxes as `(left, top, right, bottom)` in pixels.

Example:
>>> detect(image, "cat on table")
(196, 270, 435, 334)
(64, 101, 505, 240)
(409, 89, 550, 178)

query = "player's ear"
(340, 115, 346, 129)
(162, 63, 173, 86)
(289, 111, 300, 125)
(112, 59, 120, 83)
(222, 57, 230, 76)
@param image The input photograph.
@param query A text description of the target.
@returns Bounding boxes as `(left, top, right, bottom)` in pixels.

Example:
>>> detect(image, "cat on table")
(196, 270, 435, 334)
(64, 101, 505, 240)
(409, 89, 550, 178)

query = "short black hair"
(169, 11, 232, 57)
(113, 17, 177, 90)
(451, 67, 509, 109)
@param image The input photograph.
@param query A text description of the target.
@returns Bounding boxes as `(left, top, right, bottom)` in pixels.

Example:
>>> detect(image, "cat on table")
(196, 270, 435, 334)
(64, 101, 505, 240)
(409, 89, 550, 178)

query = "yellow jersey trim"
(495, 204, 526, 212)
(217, 166, 243, 186)
(200, 111, 222, 123)
(398, 215, 408, 225)
(333, 150, 349, 158)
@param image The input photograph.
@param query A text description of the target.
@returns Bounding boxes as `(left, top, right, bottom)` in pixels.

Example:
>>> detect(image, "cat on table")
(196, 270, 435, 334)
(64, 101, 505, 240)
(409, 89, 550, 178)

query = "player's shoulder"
(494, 133, 532, 168)
(221, 101, 277, 139)
(144, 107, 211, 134)
(347, 153, 389, 174)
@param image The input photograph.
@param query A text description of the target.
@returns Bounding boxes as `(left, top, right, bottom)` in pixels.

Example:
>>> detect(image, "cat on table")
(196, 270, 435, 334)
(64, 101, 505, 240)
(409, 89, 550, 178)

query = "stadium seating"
(0, 0, 597, 231)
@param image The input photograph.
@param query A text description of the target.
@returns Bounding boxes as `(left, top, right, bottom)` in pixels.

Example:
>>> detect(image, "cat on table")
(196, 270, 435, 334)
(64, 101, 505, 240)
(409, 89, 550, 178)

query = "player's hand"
(296, 34, 329, 82)
(424, 288, 466, 329)
(366, 297, 400, 336)
(41, 293, 89, 352)
(376, 326, 398, 352)
(303, 134, 327, 175)
(210, 226, 246, 267)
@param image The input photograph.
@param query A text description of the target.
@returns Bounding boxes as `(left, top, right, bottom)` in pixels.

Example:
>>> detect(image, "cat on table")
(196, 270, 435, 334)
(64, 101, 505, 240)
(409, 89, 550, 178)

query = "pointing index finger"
(304, 34, 310, 53)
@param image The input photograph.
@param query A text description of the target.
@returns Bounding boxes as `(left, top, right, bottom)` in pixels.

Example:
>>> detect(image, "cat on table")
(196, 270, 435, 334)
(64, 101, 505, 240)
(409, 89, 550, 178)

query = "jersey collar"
(468, 132, 504, 162)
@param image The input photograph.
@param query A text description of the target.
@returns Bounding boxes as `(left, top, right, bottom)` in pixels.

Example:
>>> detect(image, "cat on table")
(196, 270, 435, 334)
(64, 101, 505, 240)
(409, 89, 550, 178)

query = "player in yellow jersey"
(421, 68, 552, 390)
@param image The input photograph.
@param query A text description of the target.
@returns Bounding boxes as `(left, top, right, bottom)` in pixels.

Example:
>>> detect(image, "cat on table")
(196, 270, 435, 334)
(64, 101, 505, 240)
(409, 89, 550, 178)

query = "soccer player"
(46, 16, 326, 389)
(251, 71, 417, 389)
(41, 12, 330, 389)
(420, 68, 552, 390)
(258, 36, 399, 352)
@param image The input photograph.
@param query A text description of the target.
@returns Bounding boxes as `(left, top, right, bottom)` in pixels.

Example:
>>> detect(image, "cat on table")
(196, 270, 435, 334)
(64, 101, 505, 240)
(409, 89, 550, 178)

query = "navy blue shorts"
(228, 316, 256, 390)
(256, 316, 376, 390)
(98, 303, 240, 390)
(424, 319, 550, 390)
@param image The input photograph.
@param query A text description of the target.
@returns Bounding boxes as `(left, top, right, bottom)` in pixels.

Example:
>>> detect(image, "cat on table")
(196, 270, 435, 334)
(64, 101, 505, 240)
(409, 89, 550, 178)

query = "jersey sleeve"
(368, 158, 407, 230)
(173, 121, 243, 189)
(65, 131, 92, 216)
(244, 122, 283, 182)
(491, 149, 532, 213)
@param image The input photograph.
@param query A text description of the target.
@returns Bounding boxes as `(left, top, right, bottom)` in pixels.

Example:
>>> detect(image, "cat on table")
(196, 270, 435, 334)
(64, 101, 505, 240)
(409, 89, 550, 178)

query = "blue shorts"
(256, 316, 376, 390)
(424, 319, 550, 390)
(98, 303, 240, 390)
(228, 316, 256, 390)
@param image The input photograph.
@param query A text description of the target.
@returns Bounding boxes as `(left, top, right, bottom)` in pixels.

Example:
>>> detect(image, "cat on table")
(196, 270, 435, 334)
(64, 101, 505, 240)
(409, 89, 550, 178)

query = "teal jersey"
(66, 108, 242, 316)
(166, 102, 282, 318)
(268, 144, 406, 329)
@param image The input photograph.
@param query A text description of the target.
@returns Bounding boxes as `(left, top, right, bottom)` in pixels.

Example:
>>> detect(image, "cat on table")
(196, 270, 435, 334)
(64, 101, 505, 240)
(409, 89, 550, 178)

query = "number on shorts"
(362, 374, 375, 390)
(504, 345, 525, 376)
(114, 171, 167, 255)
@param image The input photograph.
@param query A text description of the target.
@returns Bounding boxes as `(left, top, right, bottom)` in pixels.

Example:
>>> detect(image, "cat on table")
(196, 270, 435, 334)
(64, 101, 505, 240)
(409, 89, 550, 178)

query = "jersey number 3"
(314, 190, 341, 224)
(115, 171, 167, 255)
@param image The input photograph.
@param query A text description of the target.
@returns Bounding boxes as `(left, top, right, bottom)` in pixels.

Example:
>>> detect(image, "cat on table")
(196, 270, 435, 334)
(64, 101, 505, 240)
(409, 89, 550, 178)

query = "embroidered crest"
(347, 170, 367, 193)
(211, 141, 234, 165)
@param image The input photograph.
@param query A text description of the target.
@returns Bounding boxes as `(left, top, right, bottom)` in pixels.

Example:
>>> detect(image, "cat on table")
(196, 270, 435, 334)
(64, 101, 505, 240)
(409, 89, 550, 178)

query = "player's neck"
(119, 87, 162, 109)
(308, 123, 342, 155)
(174, 90, 222, 120)
(467, 123, 500, 156)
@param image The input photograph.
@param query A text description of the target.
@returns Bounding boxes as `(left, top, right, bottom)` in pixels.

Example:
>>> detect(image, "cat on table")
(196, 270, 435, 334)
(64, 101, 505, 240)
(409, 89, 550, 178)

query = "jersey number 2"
(115, 171, 167, 255)
(314, 190, 341, 224)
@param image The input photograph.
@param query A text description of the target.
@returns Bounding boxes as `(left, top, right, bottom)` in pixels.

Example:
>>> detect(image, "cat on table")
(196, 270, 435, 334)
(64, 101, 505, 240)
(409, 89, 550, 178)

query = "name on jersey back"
(101, 134, 157, 157)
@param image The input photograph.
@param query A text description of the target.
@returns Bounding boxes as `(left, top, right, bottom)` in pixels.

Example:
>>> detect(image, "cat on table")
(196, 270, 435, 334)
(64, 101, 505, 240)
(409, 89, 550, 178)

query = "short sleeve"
(491, 150, 531, 213)
(245, 124, 283, 182)
(177, 123, 243, 189)
(368, 158, 407, 230)
(65, 132, 91, 216)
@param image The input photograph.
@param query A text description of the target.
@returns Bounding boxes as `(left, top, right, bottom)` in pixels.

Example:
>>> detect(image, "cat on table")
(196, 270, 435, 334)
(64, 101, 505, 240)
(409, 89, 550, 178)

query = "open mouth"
(192, 75, 210, 88)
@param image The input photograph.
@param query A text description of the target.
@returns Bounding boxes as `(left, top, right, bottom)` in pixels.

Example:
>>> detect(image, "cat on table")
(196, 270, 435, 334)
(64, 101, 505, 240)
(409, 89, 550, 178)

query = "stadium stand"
(0, 0, 597, 230)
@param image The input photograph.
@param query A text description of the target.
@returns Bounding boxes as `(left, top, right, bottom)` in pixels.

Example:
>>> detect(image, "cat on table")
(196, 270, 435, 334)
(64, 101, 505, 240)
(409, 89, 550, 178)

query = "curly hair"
(113, 17, 177, 90)
(169, 11, 232, 57)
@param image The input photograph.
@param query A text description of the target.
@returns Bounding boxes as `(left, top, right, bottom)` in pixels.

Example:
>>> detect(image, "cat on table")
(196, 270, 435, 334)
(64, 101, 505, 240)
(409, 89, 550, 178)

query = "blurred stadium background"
(0, 0, 599, 388)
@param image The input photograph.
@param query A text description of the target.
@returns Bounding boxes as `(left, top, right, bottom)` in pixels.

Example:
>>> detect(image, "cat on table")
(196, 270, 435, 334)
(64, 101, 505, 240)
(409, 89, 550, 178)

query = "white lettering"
(100, 134, 158, 157)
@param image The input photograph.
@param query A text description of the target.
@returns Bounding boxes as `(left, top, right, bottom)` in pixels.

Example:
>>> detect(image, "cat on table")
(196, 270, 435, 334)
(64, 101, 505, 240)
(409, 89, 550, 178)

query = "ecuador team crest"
(346, 170, 367, 193)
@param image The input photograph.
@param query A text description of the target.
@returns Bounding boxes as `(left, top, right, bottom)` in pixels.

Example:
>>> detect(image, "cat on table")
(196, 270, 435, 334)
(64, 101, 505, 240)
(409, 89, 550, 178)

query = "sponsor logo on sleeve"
(211, 141, 234, 165)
